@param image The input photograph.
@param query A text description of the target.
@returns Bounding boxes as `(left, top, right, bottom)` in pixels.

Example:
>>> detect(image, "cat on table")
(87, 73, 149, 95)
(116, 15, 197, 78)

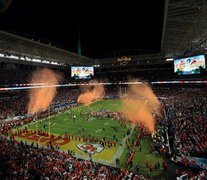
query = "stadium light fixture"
(166, 58, 174, 61)
(94, 64, 100, 67)
(25, 57, 32, 61)
(0, 52, 63, 66)
(42, 60, 50, 64)
(10, 55, 19, 59)
(51, 62, 58, 65)
(32, 58, 41, 62)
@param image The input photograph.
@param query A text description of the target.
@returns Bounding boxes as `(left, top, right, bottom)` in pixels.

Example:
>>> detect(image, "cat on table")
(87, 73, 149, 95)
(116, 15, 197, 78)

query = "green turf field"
(119, 134, 164, 176)
(20, 99, 163, 176)
(27, 100, 128, 142)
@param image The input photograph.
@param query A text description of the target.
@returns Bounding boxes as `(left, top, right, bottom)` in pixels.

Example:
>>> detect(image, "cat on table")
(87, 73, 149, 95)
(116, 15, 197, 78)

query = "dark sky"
(0, 0, 165, 58)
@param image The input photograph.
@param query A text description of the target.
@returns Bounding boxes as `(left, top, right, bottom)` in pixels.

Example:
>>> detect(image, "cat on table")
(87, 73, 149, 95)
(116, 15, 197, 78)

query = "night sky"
(0, 0, 165, 58)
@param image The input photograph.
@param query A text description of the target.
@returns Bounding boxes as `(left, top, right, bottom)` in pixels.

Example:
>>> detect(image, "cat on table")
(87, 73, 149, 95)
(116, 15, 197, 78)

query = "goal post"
(119, 86, 127, 98)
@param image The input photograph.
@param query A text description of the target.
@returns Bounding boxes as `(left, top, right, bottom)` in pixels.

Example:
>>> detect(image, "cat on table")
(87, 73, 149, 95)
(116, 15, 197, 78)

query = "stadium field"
(13, 99, 163, 175)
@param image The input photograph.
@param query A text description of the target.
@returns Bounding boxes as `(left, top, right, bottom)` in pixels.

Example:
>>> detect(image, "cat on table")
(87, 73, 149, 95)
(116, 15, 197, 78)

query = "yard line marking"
(104, 122, 109, 126)
(51, 123, 56, 126)
(95, 129, 102, 133)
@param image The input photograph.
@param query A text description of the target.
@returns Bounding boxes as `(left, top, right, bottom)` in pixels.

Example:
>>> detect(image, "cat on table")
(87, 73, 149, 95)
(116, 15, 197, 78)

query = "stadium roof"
(0, 31, 94, 65)
(161, 0, 207, 57)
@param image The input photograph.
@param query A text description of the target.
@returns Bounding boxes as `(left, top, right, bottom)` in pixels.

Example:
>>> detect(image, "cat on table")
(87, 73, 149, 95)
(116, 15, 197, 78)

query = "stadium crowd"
(0, 136, 146, 180)
(176, 169, 207, 180)
(0, 87, 79, 121)
(0, 70, 68, 86)
(0, 70, 31, 86)
(0, 70, 207, 178)
(1, 85, 207, 160)
(164, 88, 207, 158)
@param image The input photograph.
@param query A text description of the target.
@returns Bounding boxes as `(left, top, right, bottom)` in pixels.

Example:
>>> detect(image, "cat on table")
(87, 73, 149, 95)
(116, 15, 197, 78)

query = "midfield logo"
(76, 143, 104, 155)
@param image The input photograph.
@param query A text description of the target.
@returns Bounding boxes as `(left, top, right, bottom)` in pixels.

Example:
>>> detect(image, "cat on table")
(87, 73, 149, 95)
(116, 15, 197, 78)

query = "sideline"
(20, 99, 102, 129)
(163, 107, 171, 155)
(111, 124, 135, 166)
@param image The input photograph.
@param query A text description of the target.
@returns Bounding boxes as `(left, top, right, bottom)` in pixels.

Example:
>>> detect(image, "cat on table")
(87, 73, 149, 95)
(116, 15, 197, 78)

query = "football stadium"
(0, 0, 207, 179)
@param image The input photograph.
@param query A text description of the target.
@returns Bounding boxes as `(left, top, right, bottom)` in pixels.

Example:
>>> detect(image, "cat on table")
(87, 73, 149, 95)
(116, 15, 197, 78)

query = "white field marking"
(65, 99, 102, 113)
(20, 99, 104, 130)
(95, 129, 103, 133)
(112, 124, 135, 166)
(88, 117, 96, 122)
(20, 115, 56, 129)
(51, 123, 57, 126)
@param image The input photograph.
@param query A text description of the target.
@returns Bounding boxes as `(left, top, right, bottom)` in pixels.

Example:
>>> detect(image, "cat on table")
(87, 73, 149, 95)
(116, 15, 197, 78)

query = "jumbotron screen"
(71, 66, 94, 79)
(174, 55, 206, 75)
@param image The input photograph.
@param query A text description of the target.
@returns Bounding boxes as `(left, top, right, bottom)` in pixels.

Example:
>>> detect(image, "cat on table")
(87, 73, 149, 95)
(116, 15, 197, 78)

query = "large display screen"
(174, 55, 206, 75)
(71, 66, 94, 79)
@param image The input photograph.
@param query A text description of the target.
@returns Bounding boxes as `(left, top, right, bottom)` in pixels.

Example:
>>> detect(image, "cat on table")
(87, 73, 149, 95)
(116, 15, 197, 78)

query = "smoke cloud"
(28, 68, 61, 114)
(121, 80, 161, 133)
(77, 80, 105, 106)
